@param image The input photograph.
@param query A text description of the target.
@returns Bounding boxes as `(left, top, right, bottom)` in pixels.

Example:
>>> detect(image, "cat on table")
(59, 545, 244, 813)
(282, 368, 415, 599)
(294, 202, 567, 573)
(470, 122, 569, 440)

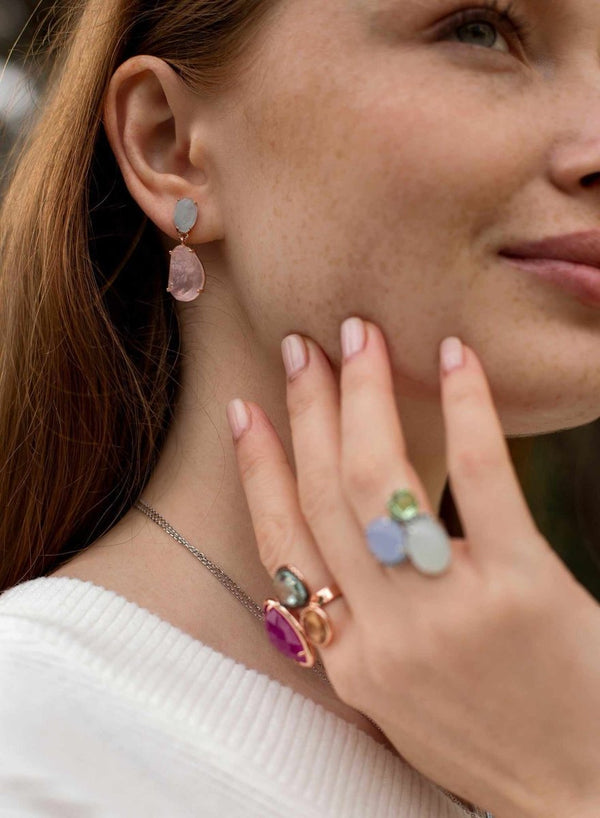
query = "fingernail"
(282, 334, 308, 380)
(440, 337, 464, 375)
(226, 399, 251, 441)
(341, 317, 366, 361)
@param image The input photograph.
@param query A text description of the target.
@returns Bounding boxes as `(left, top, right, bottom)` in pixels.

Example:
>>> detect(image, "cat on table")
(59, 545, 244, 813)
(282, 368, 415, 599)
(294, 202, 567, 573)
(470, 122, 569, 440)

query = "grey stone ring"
(365, 490, 452, 577)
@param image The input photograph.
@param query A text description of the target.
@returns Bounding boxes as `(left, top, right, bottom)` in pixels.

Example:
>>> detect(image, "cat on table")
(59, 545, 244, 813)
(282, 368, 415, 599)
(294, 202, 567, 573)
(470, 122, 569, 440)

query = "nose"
(547, 84, 600, 194)
(549, 136, 600, 192)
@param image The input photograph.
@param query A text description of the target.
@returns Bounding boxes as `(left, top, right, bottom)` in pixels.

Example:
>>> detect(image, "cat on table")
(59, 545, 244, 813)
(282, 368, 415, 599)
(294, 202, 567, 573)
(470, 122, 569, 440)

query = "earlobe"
(103, 55, 223, 244)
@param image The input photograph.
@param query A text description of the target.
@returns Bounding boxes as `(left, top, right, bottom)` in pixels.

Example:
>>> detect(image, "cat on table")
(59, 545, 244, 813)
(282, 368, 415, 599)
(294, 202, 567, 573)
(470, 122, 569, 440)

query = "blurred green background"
(2, 1, 599, 600)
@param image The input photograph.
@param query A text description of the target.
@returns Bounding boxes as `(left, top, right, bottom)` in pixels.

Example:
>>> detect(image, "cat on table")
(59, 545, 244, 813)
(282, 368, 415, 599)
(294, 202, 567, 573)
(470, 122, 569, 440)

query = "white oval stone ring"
(365, 489, 453, 577)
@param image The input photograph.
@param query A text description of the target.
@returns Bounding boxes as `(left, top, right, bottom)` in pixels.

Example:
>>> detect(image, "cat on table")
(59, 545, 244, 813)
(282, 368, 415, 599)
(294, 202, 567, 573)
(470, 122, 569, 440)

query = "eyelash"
(444, 0, 535, 51)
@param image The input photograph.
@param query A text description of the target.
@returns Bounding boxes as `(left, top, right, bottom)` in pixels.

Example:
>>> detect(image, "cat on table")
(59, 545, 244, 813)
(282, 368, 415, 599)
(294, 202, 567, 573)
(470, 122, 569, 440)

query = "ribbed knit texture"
(0, 577, 489, 817)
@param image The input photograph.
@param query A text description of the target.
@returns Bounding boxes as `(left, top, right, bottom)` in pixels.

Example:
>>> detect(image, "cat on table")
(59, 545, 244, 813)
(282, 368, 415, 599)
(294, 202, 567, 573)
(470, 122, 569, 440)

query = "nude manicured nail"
(227, 399, 251, 441)
(440, 337, 465, 375)
(282, 334, 308, 380)
(341, 317, 366, 361)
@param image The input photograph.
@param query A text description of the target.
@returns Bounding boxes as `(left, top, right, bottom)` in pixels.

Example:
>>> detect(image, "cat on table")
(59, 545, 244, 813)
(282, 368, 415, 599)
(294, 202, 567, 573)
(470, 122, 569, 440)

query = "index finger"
(440, 338, 538, 568)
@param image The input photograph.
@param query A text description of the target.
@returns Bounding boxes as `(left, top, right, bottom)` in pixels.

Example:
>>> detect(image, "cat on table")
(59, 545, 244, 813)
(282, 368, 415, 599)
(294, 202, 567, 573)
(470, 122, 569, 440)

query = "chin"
(499, 402, 600, 438)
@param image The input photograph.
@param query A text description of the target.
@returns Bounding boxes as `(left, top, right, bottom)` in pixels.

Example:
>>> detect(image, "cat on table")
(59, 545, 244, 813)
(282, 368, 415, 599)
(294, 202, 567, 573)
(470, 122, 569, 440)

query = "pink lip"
(499, 255, 600, 308)
(499, 230, 600, 308)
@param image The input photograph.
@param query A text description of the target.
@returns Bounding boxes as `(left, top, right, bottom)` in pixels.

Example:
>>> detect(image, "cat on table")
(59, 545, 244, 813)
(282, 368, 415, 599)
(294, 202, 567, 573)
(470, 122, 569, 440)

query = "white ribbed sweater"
(0, 577, 490, 817)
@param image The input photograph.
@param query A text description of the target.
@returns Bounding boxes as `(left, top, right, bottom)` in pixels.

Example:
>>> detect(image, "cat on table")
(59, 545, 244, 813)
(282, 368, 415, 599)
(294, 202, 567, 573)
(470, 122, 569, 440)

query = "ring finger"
(338, 319, 456, 586)
(340, 319, 433, 514)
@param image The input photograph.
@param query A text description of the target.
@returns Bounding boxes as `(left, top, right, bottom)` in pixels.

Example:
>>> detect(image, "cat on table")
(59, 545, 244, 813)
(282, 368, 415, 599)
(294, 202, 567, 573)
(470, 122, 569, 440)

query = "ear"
(103, 55, 224, 243)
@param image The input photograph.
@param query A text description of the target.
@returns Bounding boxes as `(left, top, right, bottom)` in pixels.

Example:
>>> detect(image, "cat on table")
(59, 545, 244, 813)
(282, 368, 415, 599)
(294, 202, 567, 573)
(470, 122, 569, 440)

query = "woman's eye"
(438, 8, 528, 56)
(452, 20, 510, 53)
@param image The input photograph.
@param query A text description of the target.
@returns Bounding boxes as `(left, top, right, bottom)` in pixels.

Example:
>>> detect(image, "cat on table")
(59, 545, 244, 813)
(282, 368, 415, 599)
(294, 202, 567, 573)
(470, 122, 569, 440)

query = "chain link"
(134, 498, 492, 818)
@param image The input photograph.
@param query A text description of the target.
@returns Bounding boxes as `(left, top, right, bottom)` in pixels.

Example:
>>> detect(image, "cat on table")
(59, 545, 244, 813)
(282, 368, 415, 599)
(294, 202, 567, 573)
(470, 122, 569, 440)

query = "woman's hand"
(226, 318, 600, 818)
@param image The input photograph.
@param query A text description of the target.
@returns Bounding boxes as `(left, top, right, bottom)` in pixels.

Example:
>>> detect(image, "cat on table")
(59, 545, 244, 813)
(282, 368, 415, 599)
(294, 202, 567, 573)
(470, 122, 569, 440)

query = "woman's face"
(208, 0, 600, 435)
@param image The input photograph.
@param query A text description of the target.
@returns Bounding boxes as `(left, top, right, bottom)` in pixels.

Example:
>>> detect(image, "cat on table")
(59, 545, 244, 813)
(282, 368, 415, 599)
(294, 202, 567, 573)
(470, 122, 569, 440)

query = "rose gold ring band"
(310, 584, 342, 607)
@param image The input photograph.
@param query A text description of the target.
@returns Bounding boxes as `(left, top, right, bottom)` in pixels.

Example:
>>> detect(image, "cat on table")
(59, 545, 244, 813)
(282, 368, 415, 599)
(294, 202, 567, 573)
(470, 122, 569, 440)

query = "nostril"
(581, 171, 600, 188)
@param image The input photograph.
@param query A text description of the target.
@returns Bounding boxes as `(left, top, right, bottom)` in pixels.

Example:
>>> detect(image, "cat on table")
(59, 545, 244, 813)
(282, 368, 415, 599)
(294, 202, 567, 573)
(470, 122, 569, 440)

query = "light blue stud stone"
(365, 517, 408, 566)
(405, 515, 452, 576)
(174, 198, 198, 234)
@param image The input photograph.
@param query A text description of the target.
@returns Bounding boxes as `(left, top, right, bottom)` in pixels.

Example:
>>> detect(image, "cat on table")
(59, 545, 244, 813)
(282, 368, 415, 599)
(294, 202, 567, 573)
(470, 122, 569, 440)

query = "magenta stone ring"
(263, 599, 317, 667)
(263, 574, 343, 668)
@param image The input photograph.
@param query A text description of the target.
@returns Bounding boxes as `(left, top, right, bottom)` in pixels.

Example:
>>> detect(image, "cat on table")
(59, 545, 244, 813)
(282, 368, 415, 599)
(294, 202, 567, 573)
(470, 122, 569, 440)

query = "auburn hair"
(0, 0, 276, 592)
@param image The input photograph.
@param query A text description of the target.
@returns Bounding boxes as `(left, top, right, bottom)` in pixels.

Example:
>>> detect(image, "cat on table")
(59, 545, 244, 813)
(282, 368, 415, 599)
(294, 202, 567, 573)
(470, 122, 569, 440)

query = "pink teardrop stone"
(168, 245, 206, 302)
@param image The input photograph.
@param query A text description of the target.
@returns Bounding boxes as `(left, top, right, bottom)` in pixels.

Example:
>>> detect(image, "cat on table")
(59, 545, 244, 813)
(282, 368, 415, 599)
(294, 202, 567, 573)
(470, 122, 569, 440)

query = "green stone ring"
(387, 489, 420, 523)
(273, 565, 310, 609)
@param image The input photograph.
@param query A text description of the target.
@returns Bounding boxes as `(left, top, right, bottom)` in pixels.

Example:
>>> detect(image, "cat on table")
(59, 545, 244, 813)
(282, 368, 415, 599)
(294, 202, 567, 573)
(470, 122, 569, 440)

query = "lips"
(500, 230, 600, 271)
(498, 231, 600, 307)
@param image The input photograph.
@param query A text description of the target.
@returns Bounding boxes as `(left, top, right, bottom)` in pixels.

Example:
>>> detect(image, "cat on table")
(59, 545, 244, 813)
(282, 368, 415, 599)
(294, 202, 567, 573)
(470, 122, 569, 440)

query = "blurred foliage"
(519, 426, 600, 599)
(2, 0, 600, 600)
(441, 428, 600, 601)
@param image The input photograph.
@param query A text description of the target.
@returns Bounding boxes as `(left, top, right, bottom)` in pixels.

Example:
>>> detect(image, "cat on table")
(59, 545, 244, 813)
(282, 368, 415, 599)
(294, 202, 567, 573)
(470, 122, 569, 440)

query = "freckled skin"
(214, 0, 600, 435)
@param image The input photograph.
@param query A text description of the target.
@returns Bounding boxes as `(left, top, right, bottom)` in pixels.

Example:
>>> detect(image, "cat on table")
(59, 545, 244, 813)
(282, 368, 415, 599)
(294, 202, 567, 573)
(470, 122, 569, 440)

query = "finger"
(281, 333, 381, 595)
(340, 318, 434, 525)
(227, 398, 353, 647)
(440, 338, 538, 567)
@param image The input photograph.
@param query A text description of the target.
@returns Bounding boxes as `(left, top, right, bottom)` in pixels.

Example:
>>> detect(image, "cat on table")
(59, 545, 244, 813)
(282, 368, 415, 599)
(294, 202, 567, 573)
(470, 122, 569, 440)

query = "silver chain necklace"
(133, 497, 492, 818)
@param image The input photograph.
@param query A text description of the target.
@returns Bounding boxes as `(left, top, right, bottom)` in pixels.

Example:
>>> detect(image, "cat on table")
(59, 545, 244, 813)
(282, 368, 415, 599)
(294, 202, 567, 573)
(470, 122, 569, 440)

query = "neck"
(135, 277, 449, 608)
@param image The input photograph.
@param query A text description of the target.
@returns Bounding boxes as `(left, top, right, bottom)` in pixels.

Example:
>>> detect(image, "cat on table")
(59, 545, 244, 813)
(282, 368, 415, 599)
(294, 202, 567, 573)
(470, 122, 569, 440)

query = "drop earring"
(167, 198, 206, 301)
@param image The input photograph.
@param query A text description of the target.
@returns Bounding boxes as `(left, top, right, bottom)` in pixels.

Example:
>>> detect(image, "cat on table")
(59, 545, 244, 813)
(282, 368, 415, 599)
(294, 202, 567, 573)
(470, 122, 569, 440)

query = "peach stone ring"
(300, 586, 342, 648)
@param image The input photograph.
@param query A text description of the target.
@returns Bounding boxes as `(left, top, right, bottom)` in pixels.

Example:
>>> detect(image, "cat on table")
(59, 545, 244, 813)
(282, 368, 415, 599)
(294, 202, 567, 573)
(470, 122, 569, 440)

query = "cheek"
(226, 53, 600, 431)
(233, 80, 517, 376)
